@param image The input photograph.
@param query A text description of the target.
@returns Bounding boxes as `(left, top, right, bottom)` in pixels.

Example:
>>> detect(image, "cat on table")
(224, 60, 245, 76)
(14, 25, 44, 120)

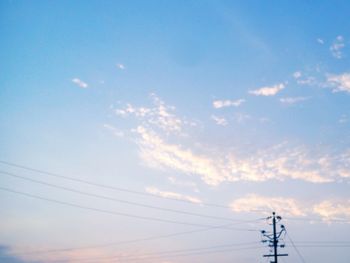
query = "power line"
(77, 245, 264, 263)
(294, 245, 350, 248)
(0, 186, 259, 231)
(48, 242, 261, 263)
(0, 160, 230, 208)
(1, 161, 348, 224)
(286, 231, 306, 263)
(284, 216, 349, 224)
(294, 241, 350, 244)
(17, 218, 262, 256)
(0, 170, 252, 223)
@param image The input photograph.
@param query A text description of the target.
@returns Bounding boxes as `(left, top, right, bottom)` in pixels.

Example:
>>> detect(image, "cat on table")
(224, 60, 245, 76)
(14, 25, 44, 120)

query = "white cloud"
(230, 195, 350, 222)
(112, 95, 350, 186)
(116, 63, 125, 70)
(145, 186, 202, 204)
(327, 73, 350, 93)
(230, 194, 306, 216)
(293, 71, 302, 79)
(72, 78, 88, 88)
(280, 97, 309, 105)
(296, 76, 318, 86)
(226, 145, 334, 183)
(136, 126, 229, 186)
(313, 200, 350, 222)
(330, 35, 345, 59)
(249, 83, 285, 96)
(115, 94, 183, 134)
(211, 115, 228, 126)
(134, 126, 350, 185)
(317, 38, 324, 44)
(212, 99, 245, 109)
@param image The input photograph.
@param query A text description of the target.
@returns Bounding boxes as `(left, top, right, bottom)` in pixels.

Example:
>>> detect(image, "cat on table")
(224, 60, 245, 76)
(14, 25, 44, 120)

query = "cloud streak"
(116, 63, 125, 70)
(145, 186, 202, 204)
(115, 94, 184, 134)
(249, 83, 285, 96)
(313, 200, 350, 221)
(211, 115, 228, 126)
(280, 97, 309, 105)
(230, 194, 350, 222)
(327, 72, 350, 93)
(212, 99, 245, 109)
(134, 125, 350, 185)
(230, 194, 306, 216)
(112, 95, 350, 186)
(72, 78, 88, 88)
(330, 35, 345, 59)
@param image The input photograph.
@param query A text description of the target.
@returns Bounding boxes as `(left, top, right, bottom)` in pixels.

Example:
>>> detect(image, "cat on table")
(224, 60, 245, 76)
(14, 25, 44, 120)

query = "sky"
(1, 0, 350, 262)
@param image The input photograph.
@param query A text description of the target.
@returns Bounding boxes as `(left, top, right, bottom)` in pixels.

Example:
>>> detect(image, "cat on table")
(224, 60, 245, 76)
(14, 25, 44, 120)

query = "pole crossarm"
(263, 254, 288, 257)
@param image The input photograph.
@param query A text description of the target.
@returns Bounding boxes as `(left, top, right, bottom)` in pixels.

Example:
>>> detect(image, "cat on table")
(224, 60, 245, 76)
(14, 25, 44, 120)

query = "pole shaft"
(273, 212, 278, 263)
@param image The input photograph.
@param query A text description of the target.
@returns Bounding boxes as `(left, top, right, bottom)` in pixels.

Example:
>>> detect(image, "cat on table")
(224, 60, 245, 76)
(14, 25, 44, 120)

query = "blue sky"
(1, 0, 350, 262)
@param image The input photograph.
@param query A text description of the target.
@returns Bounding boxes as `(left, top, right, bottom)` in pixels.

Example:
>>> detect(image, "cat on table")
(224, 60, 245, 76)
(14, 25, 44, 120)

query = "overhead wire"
(1, 160, 348, 223)
(3, 160, 348, 261)
(0, 164, 265, 257)
(284, 216, 349, 223)
(73, 245, 263, 263)
(0, 170, 253, 223)
(294, 241, 350, 247)
(0, 160, 230, 208)
(286, 231, 306, 263)
(16, 218, 262, 256)
(47, 241, 261, 263)
(0, 186, 259, 231)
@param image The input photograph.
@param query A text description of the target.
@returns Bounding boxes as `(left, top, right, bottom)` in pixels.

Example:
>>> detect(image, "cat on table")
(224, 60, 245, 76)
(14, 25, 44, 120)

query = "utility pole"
(261, 212, 288, 263)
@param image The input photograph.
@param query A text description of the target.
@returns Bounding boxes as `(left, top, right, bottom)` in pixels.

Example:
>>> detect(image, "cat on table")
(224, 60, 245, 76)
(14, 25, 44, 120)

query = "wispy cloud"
(313, 200, 350, 221)
(296, 76, 318, 86)
(293, 71, 302, 79)
(134, 125, 350, 185)
(115, 94, 183, 134)
(330, 35, 345, 59)
(145, 186, 202, 204)
(280, 97, 309, 105)
(230, 194, 350, 222)
(249, 83, 285, 96)
(112, 95, 350, 186)
(211, 115, 228, 126)
(116, 63, 125, 70)
(136, 126, 228, 186)
(317, 38, 324, 45)
(72, 78, 88, 88)
(327, 72, 350, 93)
(230, 194, 306, 216)
(292, 71, 323, 87)
(212, 99, 245, 109)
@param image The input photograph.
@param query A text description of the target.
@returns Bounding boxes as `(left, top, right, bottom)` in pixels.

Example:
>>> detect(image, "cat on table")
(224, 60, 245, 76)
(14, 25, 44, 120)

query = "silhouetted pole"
(262, 212, 288, 263)
(272, 212, 278, 263)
